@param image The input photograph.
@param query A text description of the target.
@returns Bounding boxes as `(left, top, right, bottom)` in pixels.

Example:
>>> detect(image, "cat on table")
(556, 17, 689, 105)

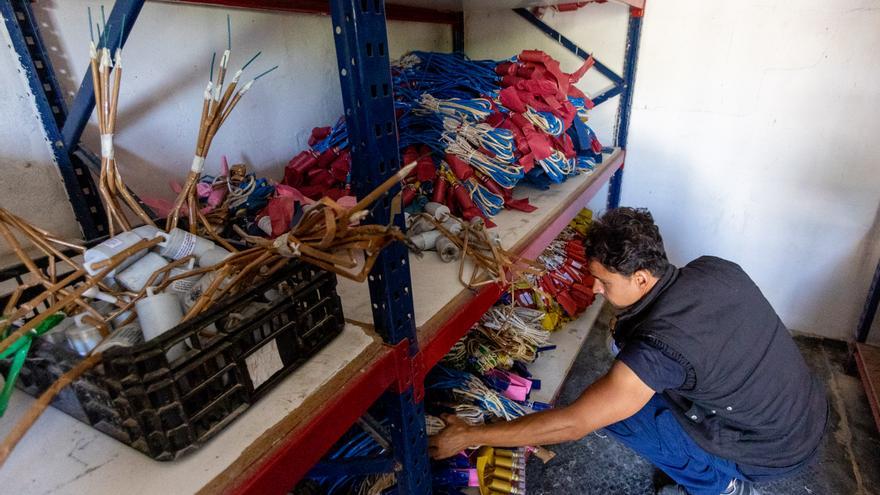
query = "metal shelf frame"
(3, 0, 644, 492)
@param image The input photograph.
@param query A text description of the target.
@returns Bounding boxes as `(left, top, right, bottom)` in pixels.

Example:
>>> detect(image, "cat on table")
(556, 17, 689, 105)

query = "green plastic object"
(0, 313, 66, 417)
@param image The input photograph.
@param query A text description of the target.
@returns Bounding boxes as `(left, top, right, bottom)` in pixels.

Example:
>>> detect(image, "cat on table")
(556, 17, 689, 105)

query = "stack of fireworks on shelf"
(294, 210, 597, 494)
(0, 16, 412, 465)
(295, 418, 395, 495)
(515, 209, 596, 328)
(422, 208, 596, 494)
(179, 51, 603, 276)
(474, 447, 527, 495)
(280, 50, 604, 235)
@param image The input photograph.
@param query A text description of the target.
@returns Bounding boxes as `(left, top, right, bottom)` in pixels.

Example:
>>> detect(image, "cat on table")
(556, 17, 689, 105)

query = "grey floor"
(525, 308, 880, 495)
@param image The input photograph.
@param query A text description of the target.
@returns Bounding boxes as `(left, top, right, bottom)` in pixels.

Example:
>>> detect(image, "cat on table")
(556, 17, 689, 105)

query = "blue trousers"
(603, 395, 744, 495)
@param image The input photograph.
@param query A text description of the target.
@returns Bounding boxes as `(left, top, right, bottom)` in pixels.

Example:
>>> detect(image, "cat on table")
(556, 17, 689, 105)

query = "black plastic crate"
(0, 258, 345, 460)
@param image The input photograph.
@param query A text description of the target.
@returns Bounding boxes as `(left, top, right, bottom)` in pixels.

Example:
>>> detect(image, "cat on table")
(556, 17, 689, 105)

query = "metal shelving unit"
(0, 1, 644, 493)
(854, 258, 880, 432)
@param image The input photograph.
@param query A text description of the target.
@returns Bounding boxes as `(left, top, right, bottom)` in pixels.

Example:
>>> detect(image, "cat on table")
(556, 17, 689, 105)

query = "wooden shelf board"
(527, 296, 604, 405)
(855, 343, 880, 433)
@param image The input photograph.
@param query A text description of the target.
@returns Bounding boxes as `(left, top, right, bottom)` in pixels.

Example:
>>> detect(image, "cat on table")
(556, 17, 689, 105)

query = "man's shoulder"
(684, 255, 743, 272)
(679, 255, 752, 286)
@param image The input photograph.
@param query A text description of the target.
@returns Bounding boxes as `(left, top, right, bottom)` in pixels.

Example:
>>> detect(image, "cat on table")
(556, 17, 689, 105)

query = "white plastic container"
(132, 224, 162, 241)
(83, 231, 149, 278)
(136, 288, 186, 361)
(66, 315, 103, 356)
(94, 323, 144, 354)
(411, 230, 443, 250)
(156, 228, 215, 261)
(116, 252, 168, 292)
(425, 202, 451, 222)
(197, 246, 232, 268)
(167, 259, 203, 302)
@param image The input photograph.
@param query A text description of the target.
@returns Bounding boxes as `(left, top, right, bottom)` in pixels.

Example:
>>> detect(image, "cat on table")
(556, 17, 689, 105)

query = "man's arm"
(429, 360, 654, 459)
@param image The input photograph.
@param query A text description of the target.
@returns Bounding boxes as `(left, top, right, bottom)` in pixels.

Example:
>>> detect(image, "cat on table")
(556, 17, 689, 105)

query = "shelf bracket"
(512, 7, 624, 88)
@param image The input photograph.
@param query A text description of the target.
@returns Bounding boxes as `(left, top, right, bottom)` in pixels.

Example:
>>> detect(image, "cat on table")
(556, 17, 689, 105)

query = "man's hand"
(427, 361, 653, 458)
(428, 414, 473, 460)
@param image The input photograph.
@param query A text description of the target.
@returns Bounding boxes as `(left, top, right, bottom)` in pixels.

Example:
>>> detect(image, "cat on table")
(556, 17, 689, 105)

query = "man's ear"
(633, 269, 652, 289)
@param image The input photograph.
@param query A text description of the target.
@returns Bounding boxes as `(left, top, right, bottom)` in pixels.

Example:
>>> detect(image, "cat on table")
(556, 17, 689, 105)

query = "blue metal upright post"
(856, 258, 880, 343)
(329, 0, 431, 492)
(1, 0, 106, 239)
(608, 6, 644, 210)
(61, 0, 145, 151)
(1, 0, 145, 239)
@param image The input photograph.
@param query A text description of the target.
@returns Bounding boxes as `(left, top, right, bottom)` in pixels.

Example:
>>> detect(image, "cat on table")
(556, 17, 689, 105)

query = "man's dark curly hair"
(585, 207, 669, 276)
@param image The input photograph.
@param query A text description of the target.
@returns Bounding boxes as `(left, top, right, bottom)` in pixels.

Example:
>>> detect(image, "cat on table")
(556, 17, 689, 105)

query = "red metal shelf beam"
(158, 0, 460, 24)
(226, 342, 406, 495)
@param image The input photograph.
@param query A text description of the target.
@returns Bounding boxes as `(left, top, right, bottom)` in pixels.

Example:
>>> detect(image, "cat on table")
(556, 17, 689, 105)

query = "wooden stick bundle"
(89, 43, 156, 234)
(166, 48, 262, 248)
(418, 214, 542, 290)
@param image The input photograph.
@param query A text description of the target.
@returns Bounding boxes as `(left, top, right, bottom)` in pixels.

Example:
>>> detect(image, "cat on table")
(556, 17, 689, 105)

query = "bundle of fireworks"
(281, 50, 605, 231)
(422, 209, 598, 493)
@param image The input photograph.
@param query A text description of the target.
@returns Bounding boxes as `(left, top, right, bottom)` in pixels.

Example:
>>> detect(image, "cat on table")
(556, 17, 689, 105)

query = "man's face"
(588, 260, 651, 310)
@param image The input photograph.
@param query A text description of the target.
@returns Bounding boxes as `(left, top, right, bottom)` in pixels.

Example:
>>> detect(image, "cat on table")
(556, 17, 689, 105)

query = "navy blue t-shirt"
(617, 340, 691, 392)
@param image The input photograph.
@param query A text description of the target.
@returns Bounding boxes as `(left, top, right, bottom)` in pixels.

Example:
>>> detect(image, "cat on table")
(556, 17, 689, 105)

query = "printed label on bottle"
(170, 278, 197, 293)
(171, 232, 197, 260)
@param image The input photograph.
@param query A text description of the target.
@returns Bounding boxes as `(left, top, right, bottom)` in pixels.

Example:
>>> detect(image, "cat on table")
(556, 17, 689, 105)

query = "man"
(429, 207, 828, 495)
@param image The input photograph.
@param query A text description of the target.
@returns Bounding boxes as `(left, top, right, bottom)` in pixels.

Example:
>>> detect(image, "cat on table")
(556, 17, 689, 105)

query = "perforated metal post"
(1, 0, 146, 240)
(329, 1, 431, 492)
(608, 6, 644, 210)
(856, 258, 880, 343)
(1, 0, 107, 239)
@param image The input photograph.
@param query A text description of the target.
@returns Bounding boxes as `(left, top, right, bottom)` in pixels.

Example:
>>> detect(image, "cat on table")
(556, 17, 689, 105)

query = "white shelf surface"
(0, 324, 379, 495)
(527, 295, 604, 405)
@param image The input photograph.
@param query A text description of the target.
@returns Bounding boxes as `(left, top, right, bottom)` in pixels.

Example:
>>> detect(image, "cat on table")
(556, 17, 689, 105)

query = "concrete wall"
(467, 1, 880, 341)
(0, 0, 450, 248)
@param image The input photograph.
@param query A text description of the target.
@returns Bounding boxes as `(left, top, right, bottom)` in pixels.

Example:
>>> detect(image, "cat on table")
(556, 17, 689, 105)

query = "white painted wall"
(468, 1, 880, 341)
(0, 0, 449, 252)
